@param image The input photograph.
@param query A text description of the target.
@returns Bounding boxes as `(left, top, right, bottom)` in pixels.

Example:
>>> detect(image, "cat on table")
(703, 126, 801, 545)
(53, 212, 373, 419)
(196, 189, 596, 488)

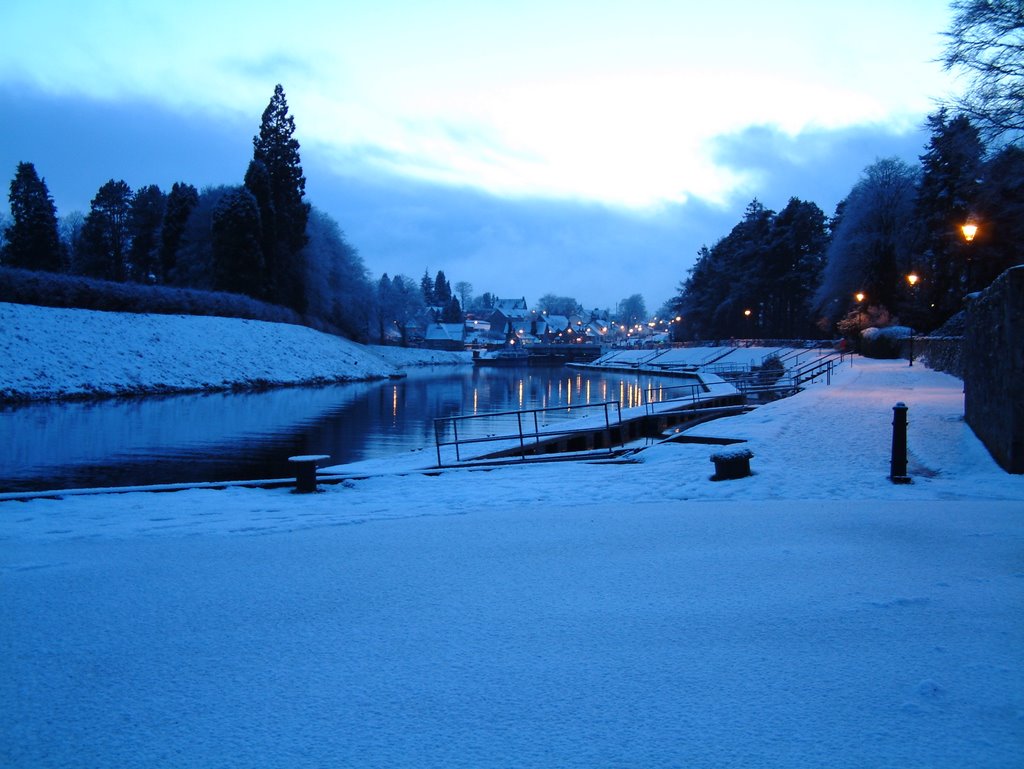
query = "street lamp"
(906, 273, 920, 366)
(854, 292, 866, 304)
(962, 221, 979, 290)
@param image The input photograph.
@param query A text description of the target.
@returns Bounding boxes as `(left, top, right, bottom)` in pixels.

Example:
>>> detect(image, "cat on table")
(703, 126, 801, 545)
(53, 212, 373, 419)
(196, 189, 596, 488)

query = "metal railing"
(790, 350, 850, 386)
(434, 400, 623, 465)
(640, 378, 755, 414)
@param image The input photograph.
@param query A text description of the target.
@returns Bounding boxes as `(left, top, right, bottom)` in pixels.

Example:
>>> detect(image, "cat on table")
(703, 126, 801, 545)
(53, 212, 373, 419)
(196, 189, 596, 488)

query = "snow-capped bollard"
(710, 446, 753, 480)
(890, 403, 911, 484)
(288, 454, 330, 493)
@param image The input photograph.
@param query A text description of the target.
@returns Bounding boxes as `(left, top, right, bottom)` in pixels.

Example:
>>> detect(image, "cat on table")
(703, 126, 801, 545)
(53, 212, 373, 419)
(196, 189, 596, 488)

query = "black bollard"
(288, 454, 331, 493)
(890, 403, 911, 484)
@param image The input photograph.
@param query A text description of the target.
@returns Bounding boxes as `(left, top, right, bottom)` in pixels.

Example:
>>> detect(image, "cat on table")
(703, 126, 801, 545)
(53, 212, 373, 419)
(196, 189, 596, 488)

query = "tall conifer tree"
(251, 84, 310, 311)
(3, 162, 63, 272)
(160, 182, 198, 283)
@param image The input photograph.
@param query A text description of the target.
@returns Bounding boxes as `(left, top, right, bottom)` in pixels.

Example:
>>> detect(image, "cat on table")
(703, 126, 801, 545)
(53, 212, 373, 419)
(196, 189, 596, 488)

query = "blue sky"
(0, 1, 958, 311)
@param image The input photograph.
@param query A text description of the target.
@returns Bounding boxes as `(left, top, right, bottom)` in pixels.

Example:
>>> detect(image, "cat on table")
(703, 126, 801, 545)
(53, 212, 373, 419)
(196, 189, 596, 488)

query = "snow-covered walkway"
(2, 358, 1022, 768)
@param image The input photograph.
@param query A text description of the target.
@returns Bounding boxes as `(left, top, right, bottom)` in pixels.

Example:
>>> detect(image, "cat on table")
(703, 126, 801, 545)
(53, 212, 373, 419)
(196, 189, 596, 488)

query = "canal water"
(1, 365, 689, 493)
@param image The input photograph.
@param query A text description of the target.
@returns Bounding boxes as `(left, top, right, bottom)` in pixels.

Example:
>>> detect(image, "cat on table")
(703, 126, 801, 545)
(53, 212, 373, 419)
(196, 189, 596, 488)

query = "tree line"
(672, 1, 1024, 341)
(0, 85, 438, 343)
(670, 110, 1022, 342)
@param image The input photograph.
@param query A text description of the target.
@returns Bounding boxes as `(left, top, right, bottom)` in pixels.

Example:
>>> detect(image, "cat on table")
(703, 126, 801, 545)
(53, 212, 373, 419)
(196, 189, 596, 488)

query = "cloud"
(710, 122, 930, 215)
(1, 85, 936, 313)
(0, 86, 253, 212)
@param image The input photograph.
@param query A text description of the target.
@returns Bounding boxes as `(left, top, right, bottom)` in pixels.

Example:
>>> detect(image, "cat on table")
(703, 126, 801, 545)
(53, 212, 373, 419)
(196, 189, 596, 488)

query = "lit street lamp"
(906, 273, 920, 366)
(962, 220, 979, 290)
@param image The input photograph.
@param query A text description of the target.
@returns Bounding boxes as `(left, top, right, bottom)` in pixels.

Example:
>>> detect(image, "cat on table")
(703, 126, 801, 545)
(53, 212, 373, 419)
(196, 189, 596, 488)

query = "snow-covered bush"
(860, 325, 912, 358)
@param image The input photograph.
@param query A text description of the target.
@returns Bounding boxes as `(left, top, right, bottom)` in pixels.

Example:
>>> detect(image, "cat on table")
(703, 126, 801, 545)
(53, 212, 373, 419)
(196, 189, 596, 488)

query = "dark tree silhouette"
(79, 179, 133, 281)
(251, 84, 310, 311)
(3, 161, 63, 272)
(159, 182, 198, 283)
(914, 110, 984, 324)
(127, 184, 166, 282)
(942, 0, 1024, 144)
(211, 188, 264, 296)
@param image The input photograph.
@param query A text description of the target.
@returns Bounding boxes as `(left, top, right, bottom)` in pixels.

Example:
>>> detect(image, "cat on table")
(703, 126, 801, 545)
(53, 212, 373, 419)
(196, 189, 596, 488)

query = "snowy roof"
(424, 323, 465, 341)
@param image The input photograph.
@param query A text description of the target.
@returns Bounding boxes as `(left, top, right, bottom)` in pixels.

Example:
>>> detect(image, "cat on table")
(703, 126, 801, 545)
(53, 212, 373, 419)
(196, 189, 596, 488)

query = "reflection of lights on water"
(585, 379, 591, 404)
(473, 388, 478, 415)
(392, 386, 398, 419)
(518, 379, 524, 408)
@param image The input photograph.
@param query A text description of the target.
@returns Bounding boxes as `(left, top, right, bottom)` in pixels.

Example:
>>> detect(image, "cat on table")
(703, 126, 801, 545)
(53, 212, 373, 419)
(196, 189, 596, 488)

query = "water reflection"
(0, 365, 692, 492)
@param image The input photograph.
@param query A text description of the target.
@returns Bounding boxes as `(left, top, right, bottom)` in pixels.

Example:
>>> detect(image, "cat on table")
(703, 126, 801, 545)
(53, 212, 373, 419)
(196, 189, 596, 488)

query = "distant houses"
(404, 295, 663, 350)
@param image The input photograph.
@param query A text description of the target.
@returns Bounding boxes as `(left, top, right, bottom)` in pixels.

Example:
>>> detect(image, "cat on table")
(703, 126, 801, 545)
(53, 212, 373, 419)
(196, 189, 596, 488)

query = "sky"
(0, 1, 961, 310)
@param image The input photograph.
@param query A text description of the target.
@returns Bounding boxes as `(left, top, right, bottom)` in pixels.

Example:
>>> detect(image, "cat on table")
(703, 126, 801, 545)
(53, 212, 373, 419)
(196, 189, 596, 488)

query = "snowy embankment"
(0, 302, 469, 402)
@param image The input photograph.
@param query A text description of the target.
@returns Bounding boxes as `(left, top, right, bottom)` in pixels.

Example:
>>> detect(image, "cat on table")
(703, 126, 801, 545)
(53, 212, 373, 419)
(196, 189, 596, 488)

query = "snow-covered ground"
(2, 350, 1022, 768)
(0, 302, 469, 402)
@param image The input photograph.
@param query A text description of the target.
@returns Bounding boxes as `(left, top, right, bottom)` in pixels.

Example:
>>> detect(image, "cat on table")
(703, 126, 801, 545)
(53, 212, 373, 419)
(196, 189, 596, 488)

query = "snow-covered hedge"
(860, 325, 912, 359)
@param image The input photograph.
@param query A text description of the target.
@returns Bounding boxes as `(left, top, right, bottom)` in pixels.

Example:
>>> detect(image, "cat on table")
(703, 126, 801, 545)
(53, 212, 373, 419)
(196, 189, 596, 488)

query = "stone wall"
(963, 266, 1024, 473)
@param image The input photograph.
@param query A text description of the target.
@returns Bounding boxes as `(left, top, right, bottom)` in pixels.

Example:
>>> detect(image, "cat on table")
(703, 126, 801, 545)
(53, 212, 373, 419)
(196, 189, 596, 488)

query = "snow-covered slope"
(0, 302, 468, 402)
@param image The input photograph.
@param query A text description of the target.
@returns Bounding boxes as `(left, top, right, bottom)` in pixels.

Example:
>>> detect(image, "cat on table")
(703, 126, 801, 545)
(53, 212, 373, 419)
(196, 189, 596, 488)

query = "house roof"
(424, 323, 465, 341)
(493, 297, 531, 320)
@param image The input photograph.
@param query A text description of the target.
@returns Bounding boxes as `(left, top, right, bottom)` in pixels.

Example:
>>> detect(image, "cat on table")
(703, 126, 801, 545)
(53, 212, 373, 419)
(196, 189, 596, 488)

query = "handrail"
(640, 379, 753, 415)
(434, 400, 623, 465)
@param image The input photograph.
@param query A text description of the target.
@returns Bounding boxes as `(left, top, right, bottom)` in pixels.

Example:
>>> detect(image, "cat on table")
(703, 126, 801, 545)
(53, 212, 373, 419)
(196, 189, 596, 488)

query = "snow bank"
(367, 343, 473, 367)
(0, 303, 468, 402)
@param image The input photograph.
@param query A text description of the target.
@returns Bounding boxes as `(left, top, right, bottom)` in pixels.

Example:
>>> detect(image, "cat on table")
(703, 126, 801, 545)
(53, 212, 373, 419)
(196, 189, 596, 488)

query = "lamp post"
(961, 221, 978, 291)
(906, 273, 919, 366)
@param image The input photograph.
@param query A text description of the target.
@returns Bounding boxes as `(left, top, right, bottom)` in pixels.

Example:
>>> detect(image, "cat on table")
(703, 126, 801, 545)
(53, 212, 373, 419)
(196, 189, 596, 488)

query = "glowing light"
(906, 273, 919, 287)
(961, 223, 978, 242)
(855, 292, 865, 303)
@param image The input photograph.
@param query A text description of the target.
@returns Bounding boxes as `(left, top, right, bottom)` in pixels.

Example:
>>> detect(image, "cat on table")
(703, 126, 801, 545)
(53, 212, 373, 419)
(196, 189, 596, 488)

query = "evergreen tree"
(3, 161, 63, 271)
(433, 269, 452, 305)
(420, 269, 435, 305)
(127, 184, 165, 282)
(159, 182, 198, 283)
(762, 198, 829, 337)
(441, 296, 462, 323)
(211, 188, 264, 296)
(975, 144, 1024, 287)
(243, 159, 275, 293)
(915, 110, 984, 324)
(172, 185, 234, 290)
(78, 179, 133, 281)
(673, 198, 828, 340)
(375, 273, 395, 342)
(252, 84, 310, 311)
